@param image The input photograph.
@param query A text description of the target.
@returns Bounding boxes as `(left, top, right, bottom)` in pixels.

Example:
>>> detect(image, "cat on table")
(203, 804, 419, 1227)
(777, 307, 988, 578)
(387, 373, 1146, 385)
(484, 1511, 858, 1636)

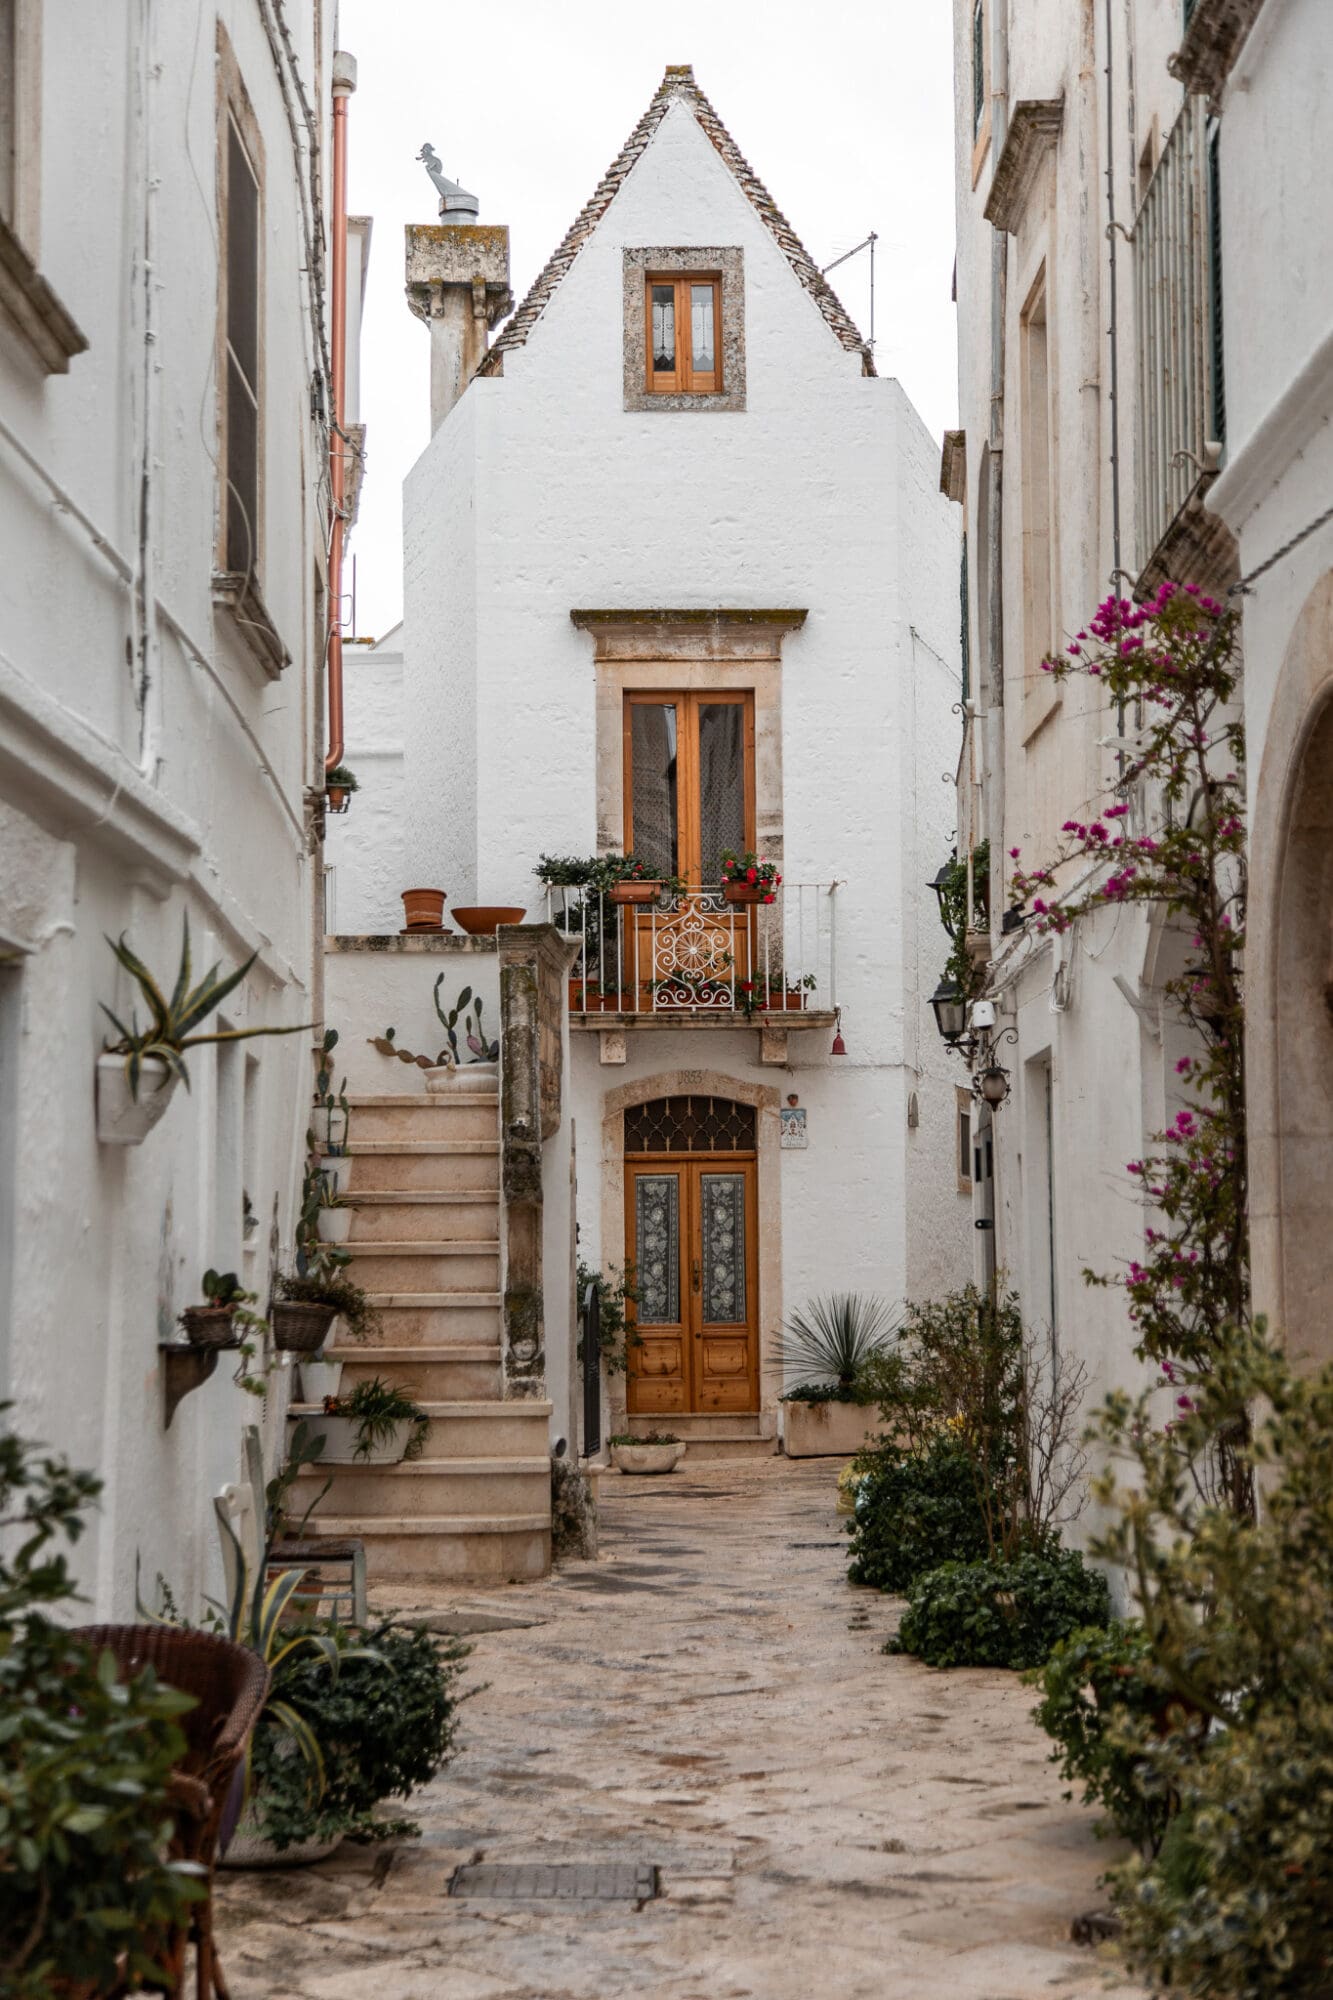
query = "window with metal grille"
(624, 1096, 756, 1155)
(224, 117, 261, 577)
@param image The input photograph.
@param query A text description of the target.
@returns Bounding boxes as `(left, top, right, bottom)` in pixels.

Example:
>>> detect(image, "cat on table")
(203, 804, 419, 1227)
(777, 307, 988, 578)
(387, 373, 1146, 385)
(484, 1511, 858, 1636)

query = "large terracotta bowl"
(451, 906, 526, 936)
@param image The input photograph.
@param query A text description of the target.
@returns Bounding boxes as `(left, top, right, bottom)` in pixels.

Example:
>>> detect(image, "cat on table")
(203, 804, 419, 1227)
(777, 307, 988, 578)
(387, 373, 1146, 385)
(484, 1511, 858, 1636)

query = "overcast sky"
(338, 0, 960, 639)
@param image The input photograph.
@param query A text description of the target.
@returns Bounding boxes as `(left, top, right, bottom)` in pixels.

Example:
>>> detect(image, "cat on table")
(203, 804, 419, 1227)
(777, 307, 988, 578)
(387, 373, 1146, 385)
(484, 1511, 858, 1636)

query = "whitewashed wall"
(0, 1, 339, 1617)
(325, 628, 407, 935)
(390, 90, 972, 1414)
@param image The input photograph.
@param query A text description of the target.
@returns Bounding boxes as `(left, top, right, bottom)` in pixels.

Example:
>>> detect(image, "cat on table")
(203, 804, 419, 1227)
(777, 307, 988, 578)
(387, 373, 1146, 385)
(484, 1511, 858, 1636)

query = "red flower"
(763, 893, 775, 904)
(747, 867, 757, 884)
(740, 979, 754, 991)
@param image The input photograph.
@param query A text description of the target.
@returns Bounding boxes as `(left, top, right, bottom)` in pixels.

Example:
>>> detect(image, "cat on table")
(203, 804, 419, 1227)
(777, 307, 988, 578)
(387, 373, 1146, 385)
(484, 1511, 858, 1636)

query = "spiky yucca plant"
(779, 1293, 898, 1395)
(101, 914, 307, 1098)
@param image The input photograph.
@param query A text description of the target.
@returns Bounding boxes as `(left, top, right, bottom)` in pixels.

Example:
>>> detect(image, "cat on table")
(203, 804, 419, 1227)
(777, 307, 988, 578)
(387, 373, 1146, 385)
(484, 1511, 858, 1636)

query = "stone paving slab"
(216, 1458, 1144, 1999)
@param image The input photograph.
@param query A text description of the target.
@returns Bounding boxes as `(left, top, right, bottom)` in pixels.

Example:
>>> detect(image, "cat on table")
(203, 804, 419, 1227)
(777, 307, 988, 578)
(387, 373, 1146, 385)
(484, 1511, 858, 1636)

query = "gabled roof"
(476, 64, 874, 378)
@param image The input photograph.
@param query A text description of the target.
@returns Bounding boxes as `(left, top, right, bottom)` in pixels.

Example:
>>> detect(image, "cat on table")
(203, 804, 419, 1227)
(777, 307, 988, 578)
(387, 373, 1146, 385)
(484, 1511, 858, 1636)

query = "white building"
(332, 64, 970, 1459)
(1195, 0, 1333, 1375)
(0, 4, 366, 1613)
(946, 0, 1330, 1550)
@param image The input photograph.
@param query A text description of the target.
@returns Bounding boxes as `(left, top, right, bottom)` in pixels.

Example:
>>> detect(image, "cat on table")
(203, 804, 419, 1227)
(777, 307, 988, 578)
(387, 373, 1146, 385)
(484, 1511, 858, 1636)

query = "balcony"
(544, 881, 840, 1064)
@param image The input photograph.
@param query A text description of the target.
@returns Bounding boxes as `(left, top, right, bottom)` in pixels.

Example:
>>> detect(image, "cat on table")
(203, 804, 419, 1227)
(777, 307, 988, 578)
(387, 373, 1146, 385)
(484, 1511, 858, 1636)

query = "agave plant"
(102, 914, 307, 1098)
(778, 1293, 899, 1395)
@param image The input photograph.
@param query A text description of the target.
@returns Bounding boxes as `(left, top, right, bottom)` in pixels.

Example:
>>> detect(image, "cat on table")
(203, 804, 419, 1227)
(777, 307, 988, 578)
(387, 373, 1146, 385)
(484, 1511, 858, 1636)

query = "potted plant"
(97, 915, 307, 1145)
(303, 1377, 429, 1464)
(316, 1180, 353, 1245)
(401, 887, 447, 930)
(609, 1432, 686, 1475)
(720, 851, 781, 905)
(368, 980, 500, 1092)
(324, 765, 358, 813)
(604, 854, 666, 905)
(778, 1293, 898, 1457)
(179, 1269, 255, 1349)
(274, 1269, 380, 1355)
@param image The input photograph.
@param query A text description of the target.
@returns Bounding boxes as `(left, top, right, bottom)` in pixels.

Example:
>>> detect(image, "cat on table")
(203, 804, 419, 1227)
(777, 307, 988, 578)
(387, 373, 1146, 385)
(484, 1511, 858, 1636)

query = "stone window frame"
(0, 0, 88, 377)
(622, 246, 746, 414)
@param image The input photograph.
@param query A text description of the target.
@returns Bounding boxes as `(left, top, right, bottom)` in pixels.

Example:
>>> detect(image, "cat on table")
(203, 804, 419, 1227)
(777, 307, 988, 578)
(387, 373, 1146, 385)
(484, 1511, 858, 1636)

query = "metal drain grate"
(449, 1861, 659, 1903)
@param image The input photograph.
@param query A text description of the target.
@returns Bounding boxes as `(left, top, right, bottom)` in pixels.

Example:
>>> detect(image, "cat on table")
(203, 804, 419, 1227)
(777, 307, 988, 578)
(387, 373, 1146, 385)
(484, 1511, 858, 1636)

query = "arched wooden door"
(624, 1095, 759, 1416)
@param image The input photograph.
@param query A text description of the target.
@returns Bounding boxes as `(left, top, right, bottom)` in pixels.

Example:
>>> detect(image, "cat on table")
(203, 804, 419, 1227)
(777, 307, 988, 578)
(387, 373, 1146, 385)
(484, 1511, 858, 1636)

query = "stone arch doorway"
(1249, 570, 1333, 1366)
(601, 1070, 782, 1433)
(623, 1094, 759, 1417)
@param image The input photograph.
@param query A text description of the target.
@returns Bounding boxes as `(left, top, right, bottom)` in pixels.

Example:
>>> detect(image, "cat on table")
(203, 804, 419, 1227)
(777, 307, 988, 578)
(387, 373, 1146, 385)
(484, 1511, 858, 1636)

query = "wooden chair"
(217, 1424, 367, 1627)
(72, 1624, 269, 2000)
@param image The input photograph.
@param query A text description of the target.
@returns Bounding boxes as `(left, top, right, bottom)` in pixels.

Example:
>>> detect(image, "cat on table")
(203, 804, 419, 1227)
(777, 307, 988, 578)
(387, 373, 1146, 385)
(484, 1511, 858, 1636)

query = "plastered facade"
(369, 75, 972, 1441)
(0, 3, 354, 1616)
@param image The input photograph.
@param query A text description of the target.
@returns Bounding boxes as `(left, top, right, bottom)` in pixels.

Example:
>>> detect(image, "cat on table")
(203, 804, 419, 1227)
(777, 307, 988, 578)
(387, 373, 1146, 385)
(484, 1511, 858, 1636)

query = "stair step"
(348, 1240, 501, 1254)
(290, 1400, 549, 1455)
(292, 1457, 551, 1517)
(299, 1516, 550, 1584)
(366, 1292, 500, 1309)
(350, 1191, 497, 1203)
(354, 1304, 502, 1343)
(349, 1140, 499, 1154)
(330, 1351, 501, 1399)
(344, 1094, 498, 1106)
(628, 1414, 764, 1440)
(349, 1100, 498, 1141)
(348, 1244, 500, 1290)
(347, 1193, 499, 1242)
(327, 1344, 500, 1363)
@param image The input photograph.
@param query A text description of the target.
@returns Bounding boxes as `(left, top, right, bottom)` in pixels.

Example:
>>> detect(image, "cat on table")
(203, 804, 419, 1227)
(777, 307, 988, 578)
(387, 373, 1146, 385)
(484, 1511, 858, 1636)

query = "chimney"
(405, 163, 512, 432)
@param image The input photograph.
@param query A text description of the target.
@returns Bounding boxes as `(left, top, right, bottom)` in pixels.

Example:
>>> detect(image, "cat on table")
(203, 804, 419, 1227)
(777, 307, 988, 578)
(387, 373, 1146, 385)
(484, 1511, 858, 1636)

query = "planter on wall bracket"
(96, 1053, 179, 1145)
(159, 1338, 241, 1428)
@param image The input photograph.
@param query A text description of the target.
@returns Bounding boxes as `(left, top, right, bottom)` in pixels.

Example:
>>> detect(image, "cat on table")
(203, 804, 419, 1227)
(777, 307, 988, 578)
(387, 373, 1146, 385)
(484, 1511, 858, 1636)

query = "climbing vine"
(1008, 582, 1249, 1512)
(937, 838, 990, 1001)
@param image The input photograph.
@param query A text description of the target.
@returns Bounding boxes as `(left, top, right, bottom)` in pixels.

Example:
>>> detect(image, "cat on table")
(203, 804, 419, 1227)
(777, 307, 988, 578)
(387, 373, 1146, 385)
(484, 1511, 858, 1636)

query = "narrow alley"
(216, 1461, 1144, 2000)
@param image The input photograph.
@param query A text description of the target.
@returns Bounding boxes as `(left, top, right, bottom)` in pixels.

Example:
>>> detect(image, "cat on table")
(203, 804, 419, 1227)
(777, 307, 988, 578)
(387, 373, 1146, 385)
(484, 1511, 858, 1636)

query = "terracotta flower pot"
(326, 786, 349, 813)
(723, 880, 769, 905)
(401, 887, 447, 929)
(608, 880, 662, 906)
(450, 905, 526, 935)
(179, 1305, 238, 1349)
(271, 1301, 337, 1353)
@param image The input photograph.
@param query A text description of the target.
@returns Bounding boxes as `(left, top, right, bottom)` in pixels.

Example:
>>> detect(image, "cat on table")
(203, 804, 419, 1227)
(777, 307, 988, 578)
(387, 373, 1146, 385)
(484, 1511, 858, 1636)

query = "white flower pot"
(303, 1415, 410, 1464)
(425, 1061, 498, 1094)
(96, 1053, 179, 1145)
(297, 1357, 344, 1402)
(611, 1441, 686, 1475)
(320, 1155, 352, 1195)
(317, 1205, 353, 1243)
(220, 1801, 343, 1870)
(782, 1400, 884, 1459)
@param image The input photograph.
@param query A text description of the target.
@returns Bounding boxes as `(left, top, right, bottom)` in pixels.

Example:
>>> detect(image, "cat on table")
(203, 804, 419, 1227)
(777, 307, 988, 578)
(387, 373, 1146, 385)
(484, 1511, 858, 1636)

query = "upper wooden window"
(623, 691, 754, 886)
(222, 115, 261, 579)
(645, 275, 722, 395)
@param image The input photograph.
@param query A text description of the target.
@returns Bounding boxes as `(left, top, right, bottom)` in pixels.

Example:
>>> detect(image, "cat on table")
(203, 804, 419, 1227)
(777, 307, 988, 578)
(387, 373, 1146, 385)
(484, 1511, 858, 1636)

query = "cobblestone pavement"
(215, 1458, 1145, 2000)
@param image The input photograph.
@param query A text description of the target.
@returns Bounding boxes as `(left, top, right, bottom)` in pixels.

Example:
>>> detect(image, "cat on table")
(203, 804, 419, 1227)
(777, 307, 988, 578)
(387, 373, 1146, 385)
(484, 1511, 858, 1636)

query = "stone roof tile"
(477, 64, 873, 379)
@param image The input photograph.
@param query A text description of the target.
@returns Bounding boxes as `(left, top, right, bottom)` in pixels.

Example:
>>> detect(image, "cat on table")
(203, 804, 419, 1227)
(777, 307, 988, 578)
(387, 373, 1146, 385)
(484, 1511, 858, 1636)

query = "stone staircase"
(291, 1087, 552, 1583)
(626, 1412, 776, 1461)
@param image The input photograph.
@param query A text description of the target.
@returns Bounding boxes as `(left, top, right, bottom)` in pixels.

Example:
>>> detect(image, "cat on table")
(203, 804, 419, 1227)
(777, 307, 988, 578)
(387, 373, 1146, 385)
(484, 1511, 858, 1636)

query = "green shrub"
(1028, 1621, 1179, 1854)
(889, 1548, 1110, 1670)
(0, 1422, 202, 1997)
(249, 1620, 468, 1849)
(1088, 1329, 1333, 1996)
(846, 1438, 989, 1593)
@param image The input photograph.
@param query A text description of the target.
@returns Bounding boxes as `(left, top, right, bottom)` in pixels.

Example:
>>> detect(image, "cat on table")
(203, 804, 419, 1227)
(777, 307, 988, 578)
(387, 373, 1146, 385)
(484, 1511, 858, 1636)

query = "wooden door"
(625, 1156, 759, 1415)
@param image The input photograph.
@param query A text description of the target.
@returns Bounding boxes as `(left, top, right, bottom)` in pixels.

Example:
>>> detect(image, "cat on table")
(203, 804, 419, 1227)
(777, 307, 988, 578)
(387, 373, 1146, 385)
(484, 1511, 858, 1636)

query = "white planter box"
(317, 1205, 353, 1243)
(95, 1053, 179, 1145)
(302, 1415, 409, 1464)
(611, 1441, 686, 1475)
(425, 1061, 498, 1094)
(782, 1401, 884, 1459)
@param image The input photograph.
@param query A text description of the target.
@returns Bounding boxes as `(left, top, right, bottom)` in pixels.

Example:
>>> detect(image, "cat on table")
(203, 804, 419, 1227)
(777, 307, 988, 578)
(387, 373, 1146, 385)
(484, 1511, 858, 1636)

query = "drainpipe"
(324, 51, 356, 775)
(135, 0, 162, 785)
(985, 0, 1009, 917)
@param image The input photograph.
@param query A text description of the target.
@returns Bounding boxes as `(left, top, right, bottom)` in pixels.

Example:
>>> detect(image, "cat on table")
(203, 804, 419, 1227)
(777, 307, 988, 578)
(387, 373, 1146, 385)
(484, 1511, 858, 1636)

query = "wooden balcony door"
(623, 691, 755, 1002)
(625, 1152, 758, 1416)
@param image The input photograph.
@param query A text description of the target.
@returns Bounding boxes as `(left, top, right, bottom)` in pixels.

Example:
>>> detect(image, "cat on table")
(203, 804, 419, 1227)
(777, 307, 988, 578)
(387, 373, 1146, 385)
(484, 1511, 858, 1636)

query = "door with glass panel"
(622, 692, 754, 1003)
(623, 1095, 759, 1416)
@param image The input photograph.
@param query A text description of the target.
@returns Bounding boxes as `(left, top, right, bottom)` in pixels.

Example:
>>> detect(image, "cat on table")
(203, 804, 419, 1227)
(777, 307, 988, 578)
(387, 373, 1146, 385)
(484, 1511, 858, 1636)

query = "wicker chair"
(72, 1624, 269, 2000)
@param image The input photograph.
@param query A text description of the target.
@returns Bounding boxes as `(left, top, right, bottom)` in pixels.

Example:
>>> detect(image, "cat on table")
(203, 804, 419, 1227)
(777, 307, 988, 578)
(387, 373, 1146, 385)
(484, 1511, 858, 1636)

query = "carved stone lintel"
(1168, 0, 1266, 104)
(984, 99, 1066, 234)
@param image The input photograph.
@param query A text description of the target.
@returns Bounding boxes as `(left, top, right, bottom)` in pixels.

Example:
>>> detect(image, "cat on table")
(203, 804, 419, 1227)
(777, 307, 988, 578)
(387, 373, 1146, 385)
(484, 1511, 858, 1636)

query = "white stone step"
(291, 1456, 550, 1517)
(288, 1401, 550, 1456)
(349, 1144, 499, 1192)
(298, 1514, 549, 1584)
(347, 1192, 499, 1242)
(346, 1242, 500, 1291)
(349, 1098, 498, 1141)
(330, 1346, 502, 1398)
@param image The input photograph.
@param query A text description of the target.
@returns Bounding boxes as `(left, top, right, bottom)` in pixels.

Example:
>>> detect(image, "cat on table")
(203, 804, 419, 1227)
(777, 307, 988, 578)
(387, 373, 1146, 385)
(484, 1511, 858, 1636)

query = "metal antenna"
(822, 231, 878, 350)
